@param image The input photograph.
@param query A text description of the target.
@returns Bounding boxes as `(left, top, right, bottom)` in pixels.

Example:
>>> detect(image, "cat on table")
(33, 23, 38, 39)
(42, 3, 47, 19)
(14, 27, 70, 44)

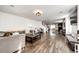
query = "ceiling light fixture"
(33, 9, 43, 16)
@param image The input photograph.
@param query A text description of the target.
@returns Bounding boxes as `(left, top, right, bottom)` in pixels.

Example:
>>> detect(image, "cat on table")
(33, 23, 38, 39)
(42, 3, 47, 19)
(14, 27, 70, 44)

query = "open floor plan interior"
(0, 5, 78, 53)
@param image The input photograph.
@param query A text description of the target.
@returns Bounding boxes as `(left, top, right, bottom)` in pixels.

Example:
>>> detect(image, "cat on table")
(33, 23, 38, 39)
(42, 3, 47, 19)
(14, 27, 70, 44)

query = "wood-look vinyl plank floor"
(22, 33, 73, 53)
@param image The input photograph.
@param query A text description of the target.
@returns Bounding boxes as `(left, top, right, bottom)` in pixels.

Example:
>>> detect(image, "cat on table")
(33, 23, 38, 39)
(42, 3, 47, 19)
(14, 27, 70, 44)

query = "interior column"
(65, 15, 71, 35)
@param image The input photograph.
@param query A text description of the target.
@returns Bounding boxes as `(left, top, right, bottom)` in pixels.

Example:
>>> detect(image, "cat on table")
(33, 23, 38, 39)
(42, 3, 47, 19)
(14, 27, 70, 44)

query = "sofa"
(0, 34, 25, 53)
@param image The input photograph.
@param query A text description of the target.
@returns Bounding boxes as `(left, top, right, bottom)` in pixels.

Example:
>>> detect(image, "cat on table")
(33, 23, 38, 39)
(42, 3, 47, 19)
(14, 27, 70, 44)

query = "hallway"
(22, 33, 72, 53)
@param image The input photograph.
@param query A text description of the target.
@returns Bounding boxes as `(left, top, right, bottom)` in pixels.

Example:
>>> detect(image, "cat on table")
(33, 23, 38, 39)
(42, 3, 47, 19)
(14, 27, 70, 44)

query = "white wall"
(78, 5, 79, 30)
(65, 16, 72, 34)
(0, 12, 45, 33)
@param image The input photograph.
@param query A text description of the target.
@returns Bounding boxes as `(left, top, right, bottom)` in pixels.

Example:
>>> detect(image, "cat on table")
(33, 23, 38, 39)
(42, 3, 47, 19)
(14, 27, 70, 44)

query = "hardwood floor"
(22, 32, 73, 53)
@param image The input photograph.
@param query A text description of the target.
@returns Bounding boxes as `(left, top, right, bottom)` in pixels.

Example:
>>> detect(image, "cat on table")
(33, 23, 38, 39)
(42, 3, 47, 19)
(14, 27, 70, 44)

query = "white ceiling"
(0, 5, 76, 24)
